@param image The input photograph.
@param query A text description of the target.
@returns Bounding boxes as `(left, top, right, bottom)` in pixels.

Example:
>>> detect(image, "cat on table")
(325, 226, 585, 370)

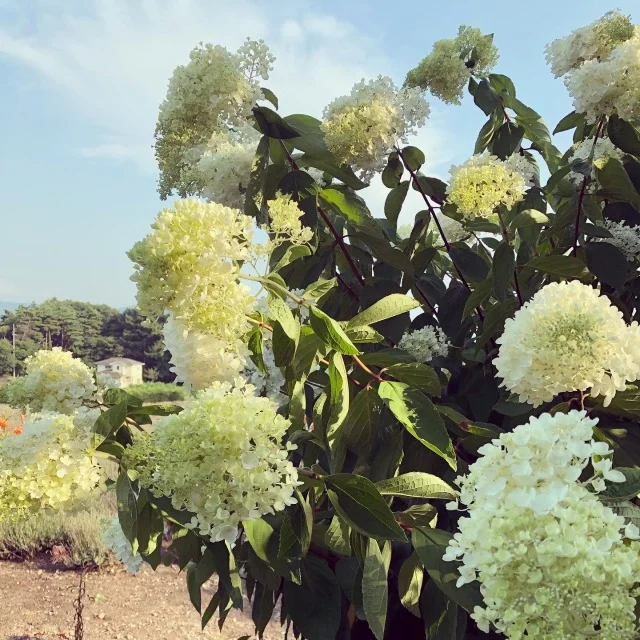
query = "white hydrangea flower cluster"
(445, 411, 640, 639)
(128, 199, 256, 383)
(447, 154, 535, 221)
(0, 412, 104, 521)
(21, 348, 96, 415)
(596, 220, 640, 261)
(495, 280, 640, 407)
(162, 313, 249, 391)
(155, 39, 274, 199)
(102, 516, 144, 574)
(398, 326, 450, 362)
(243, 339, 287, 404)
(567, 137, 625, 189)
(322, 76, 430, 181)
(546, 12, 640, 123)
(261, 195, 313, 253)
(405, 26, 499, 105)
(545, 11, 635, 77)
(123, 382, 299, 545)
(192, 130, 258, 209)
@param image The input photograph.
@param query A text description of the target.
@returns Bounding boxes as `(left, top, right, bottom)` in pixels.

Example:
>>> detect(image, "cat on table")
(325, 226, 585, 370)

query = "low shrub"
(125, 382, 186, 403)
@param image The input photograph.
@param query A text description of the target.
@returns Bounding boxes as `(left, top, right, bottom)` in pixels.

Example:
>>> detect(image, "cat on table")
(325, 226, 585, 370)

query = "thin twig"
(73, 565, 86, 640)
(496, 209, 524, 307)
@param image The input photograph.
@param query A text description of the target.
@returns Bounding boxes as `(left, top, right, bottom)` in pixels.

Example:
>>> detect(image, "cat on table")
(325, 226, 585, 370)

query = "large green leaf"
(382, 152, 404, 188)
(92, 401, 128, 440)
(326, 353, 350, 454)
(525, 255, 590, 279)
(401, 146, 426, 171)
(398, 552, 423, 617)
(319, 187, 382, 237)
(362, 539, 391, 640)
(244, 135, 270, 221)
(378, 381, 456, 470)
(608, 115, 640, 156)
(242, 518, 275, 563)
(325, 515, 352, 556)
(492, 122, 524, 159)
(325, 474, 407, 541)
(492, 241, 516, 302)
(385, 180, 410, 228)
(585, 241, 629, 290)
(352, 231, 416, 274)
(450, 247, 490, 282)
(553, 110, 584, 134)
(341, 387, 383, 456)
(300, 154, 368, 190)
(385, 362, 441, 396)
(594, 157, 640, 209)
(376, 472, 456, 499)
(252, 105, 300, 139)
(116, 471, 139, 553)
(309, 306, 360, 355)
(473, 79, 499, 115)
(395, 504, 438, 528)
(268, 293, 300, 366)
(412, 528, 483, 614)
(348, 294, 420, 329)
(283, 114, 328, 155)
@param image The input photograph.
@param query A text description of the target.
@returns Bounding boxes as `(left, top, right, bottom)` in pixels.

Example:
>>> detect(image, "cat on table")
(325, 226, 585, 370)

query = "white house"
(96, 357, 144, 388)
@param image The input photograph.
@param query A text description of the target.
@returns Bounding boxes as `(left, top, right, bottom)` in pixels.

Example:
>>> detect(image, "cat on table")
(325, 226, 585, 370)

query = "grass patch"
(126, 382, 187, 403)
(0, 496, 116, 567)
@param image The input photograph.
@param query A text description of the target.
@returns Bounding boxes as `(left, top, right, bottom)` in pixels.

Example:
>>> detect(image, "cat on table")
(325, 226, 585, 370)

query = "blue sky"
(1, 0, 638, 308)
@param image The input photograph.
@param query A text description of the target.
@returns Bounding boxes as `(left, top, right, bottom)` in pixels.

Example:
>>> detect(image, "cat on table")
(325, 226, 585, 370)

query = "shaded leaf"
(377, 472, 456, 499)
(362, 539, 391, 640)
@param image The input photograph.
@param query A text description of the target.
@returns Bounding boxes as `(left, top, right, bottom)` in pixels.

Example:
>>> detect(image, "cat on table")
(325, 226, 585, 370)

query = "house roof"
(96, 357, 145, 366)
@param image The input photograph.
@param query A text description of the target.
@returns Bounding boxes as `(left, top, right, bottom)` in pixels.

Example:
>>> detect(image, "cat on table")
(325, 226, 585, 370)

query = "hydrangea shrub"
(3, 15, 640, 639)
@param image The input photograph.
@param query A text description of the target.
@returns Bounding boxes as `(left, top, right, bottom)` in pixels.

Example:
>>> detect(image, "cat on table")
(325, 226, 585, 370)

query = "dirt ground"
(0, 560, 282, 640)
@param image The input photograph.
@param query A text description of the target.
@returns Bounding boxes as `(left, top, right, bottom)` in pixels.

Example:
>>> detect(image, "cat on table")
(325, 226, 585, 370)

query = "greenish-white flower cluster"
(567, 136, 625, 189)
(322, 76, 429, 181)
(102, 516, 144, 574)
(405, 26, 499, 104)
(0, 412, 104, 521)
(495, 280, 640, 407)
(123, 382, 299, 544)
(546, 12, 640, 123)
(596, 220, 640, 261)
(445, 411, 640, 639)
(446, 154, 534, 221)
(243, 338, 287, 404)
(398, 326, 450, 362)
(21, 348, 96, 415)
(155, 39, 274, 199)
(262, 194, 314, 252)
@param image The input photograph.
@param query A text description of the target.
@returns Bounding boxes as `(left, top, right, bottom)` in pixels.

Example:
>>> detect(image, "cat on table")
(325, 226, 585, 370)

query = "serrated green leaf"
(362, 539, 391, 640)
(377, 472, 456, 499)
(492, 122, 525, 159)
(378, 381, 456, 470)
(325, 474, 407, 541)
(319, 187, 382, 236)
(325, 515, 351, 556)
(462, 278, 492, 320)
(525, 255, 590, 279)
(492, 241, 516, 302)
(268, 294, 300, 366)
(242, 518, 274, 563)
(385, 362, 441, 395)
(341, 387, 383, 456)
(395, 503, 438, 528)
(116, 471, 139, 554)
(93, 401, 128, 440)
(283, 114, 326, 155)
(595, 157, 640, 209)
(348, 293, 420, 329)
(309, 307, 360, 355)
(510, 209, 549, 229)
(585, 241, 629, 289)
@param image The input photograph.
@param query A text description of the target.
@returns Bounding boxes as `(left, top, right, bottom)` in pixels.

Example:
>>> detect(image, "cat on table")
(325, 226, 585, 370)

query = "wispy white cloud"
(0, 0, 457, 182)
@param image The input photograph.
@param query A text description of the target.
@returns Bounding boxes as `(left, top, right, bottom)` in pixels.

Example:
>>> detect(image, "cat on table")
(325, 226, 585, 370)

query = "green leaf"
(411, 175, 448, 204)
(395, 503, 438, 528)
(488, 73, 515, 99)
(260, 87, 278, 109)
(600, 468, 640, 502)
(242, 518, 274, 563)
(412, 528, 483, 614)
(116, 471, 139, 554)
(510, 208, 549, 229)
(585, 241, 629, 289)
(525, 255, 590, 279)
(300, 154, 367, 190)
(377, 472, 456, 499)
(594, 157, 640, 209)
(385, 362, 441, 396)
(402, 146, 425, 171)
(352, 231, 415, 274)
(384, 180, 410, 228)
(608, 115, 640, 156)
(325, 515, 352, 556)
(326, 353, 350, 454)
(92, 401, 128, 440)
(283, 114, 327, 155)
(268, 293, 300, 366)
(475, 299, 518, 350)
(398, 553, 423, 617)
(309, 307, 360, 355)
(592, 385, 640, 418)
(473, 79, 499, 115)
(341, 387, 384, 456)
(325, 474, 407, 541)
(319, 187, 382, 237)
(348, 294, 420, 329)
(553, 110, 584, 135)
(492, 241, 516, 302)
(284, 558, 341, 640)
(345, 325, 385, 344)
(378, 381, 456, 470)
(462, 278, 492, 320)
(474, 112, 501, 154)
(492, 122, 525, 159)
(362, 539, 391, 640)
(609, 501, 640, 528)
(252, 105, 300, 139)
(303, 277, 337, 299)
(359, 349, 415, 368)
(450, 247, 490, 282)
(244, 135, 270, 221)
(382, 152, 404, 188)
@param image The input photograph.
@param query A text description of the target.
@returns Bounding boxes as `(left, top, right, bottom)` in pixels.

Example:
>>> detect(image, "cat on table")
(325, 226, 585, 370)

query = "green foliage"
(119, 382, 186, 403)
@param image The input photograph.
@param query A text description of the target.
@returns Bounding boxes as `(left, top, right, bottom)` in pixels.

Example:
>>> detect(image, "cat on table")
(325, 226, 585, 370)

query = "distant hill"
(0, 302, 21, 314)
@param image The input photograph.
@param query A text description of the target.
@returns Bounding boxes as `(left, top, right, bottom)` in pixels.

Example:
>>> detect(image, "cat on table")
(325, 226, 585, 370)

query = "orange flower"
(12, 425, 22, 435)
(0, 417, 8, 430)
